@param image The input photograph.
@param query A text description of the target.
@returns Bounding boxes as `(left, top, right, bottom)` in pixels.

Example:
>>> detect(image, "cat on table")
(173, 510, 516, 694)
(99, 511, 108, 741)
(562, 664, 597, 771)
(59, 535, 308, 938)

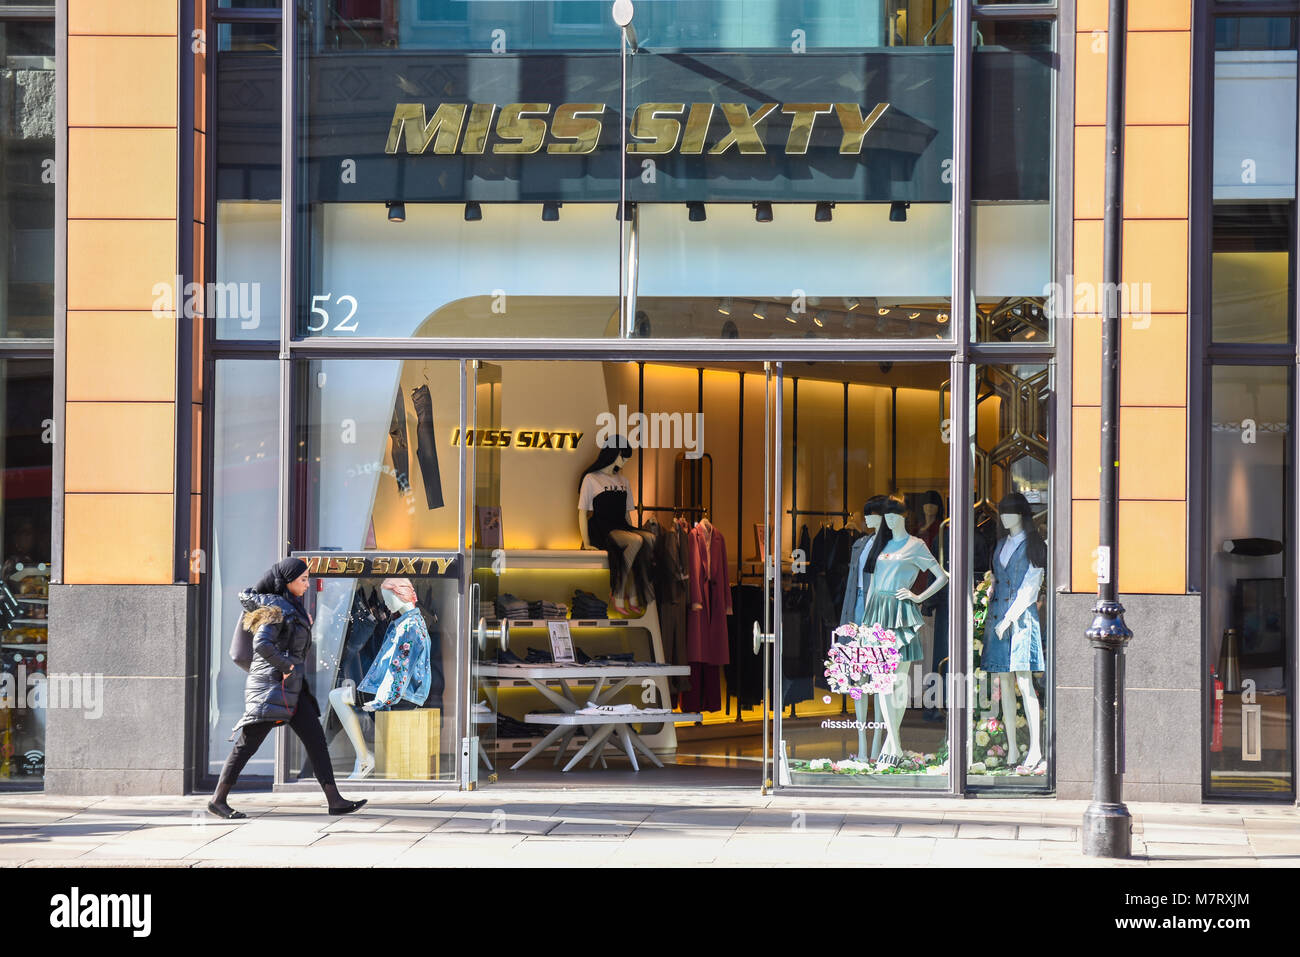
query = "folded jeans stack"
(496, 713, 536, 738)
(494, 593, 530, 621)
(571, 590, 608, 619)
(528, 600, 569, 620)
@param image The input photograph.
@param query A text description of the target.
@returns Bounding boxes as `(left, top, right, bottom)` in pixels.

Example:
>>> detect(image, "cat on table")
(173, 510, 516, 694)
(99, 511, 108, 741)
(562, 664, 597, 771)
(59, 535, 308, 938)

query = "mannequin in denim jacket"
(328, 580, 432, 779)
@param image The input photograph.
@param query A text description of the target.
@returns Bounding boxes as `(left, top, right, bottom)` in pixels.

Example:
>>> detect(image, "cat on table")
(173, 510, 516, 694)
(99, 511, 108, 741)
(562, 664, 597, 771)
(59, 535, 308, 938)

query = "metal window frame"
(1196, 0, 1300, 804)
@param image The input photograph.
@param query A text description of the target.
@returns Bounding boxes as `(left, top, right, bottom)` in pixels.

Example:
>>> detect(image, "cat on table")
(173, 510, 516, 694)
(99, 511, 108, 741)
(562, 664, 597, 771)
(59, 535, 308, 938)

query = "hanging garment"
(687, 522, 731, 666)
(410, 384, 445, 510)
(725, 584, 768, 709)
(339, 588, 377, 688)
(388, 389, 411, 494)
(678, 662, 721, 713)
(837, 533, 875, 628)
(654, 522, 691, 693)
(856, 535, 943, 664)
(980, 534, 1045, 673)
(418, 599, 446, 710)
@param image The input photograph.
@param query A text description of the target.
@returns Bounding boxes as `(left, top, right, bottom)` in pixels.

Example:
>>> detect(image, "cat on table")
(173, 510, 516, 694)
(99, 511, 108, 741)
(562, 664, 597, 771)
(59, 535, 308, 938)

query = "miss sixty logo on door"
(450, 428, 583, 450)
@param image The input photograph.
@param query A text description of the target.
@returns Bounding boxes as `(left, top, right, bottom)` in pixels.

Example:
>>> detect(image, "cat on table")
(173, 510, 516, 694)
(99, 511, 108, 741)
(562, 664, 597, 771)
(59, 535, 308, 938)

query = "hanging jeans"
(388, 390, 412, 494)
(411, 384, 445, 510)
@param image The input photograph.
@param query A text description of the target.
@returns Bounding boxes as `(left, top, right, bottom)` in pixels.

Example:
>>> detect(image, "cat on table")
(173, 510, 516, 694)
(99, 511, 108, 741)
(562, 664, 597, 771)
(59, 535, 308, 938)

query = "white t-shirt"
(578, 470, 636, 511)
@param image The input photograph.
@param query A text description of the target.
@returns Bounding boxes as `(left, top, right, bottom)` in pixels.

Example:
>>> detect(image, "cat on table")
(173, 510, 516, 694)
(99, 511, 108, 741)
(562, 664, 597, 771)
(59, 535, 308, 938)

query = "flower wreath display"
(790, 622, 948, 777)
(823, 622, 902, 698)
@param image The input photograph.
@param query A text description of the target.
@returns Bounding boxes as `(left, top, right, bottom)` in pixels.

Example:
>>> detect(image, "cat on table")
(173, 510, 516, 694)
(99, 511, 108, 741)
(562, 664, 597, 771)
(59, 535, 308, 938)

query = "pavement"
(1, 788, 1297, 867)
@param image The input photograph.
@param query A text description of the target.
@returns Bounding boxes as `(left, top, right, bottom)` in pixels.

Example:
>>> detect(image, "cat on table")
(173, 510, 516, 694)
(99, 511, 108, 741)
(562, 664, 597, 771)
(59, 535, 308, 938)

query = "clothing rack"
(640, 504, 709, 516)
(786, 508, 852, 519)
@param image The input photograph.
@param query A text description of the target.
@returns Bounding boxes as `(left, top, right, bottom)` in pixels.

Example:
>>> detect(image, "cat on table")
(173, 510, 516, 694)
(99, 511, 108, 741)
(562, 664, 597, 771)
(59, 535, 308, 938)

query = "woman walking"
(208, 558, 367, 819)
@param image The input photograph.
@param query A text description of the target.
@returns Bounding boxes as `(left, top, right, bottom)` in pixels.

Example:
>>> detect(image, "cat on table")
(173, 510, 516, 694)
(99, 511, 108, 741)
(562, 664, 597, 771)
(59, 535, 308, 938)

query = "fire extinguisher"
(1210, 667, 1224, 753)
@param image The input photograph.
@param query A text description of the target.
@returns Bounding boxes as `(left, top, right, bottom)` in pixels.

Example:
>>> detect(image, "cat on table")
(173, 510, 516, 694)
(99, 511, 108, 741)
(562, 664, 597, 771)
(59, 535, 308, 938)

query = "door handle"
(753, 621, 775, 655)
(477, 618, 510, 652)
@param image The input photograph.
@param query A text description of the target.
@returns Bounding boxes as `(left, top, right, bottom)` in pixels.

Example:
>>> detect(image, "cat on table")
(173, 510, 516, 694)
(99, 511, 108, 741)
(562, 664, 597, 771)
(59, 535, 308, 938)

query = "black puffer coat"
(234, 589, 313, 731)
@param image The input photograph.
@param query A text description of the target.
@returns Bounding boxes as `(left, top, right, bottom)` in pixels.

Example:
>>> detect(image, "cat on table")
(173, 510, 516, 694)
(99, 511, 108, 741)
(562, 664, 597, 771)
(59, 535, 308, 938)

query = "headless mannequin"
(578, 453, 654, 613)
(985, 511, 1044, 770)
(872, 512, 949, 763)
(328, 587, 413, 779)
(853, 511, 883, 762)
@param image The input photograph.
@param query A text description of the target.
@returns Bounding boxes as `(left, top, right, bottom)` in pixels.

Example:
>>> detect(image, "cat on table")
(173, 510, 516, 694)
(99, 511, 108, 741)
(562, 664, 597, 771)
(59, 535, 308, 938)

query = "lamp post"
(1082, 0, 1133, 859)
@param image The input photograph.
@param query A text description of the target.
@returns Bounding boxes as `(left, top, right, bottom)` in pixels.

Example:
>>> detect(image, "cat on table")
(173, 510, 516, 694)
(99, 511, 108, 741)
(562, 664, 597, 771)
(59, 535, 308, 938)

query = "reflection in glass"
(1207, 366, 1293, 797)
(207, 361, 280, 776)
(1212, 203, 1291, 344)
(967, 363, 1050, 788)
(0, 22, 54, 338)
(304, 0, 954, 52)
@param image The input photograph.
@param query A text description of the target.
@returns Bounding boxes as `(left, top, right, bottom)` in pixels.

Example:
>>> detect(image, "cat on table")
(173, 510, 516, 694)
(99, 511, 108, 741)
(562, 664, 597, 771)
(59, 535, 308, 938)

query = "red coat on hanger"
(687, 520, 732, 665)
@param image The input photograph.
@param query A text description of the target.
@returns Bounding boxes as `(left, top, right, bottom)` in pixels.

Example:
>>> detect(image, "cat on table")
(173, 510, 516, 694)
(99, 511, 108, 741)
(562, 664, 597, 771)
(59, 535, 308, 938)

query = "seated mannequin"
(328, 577, 433, 779)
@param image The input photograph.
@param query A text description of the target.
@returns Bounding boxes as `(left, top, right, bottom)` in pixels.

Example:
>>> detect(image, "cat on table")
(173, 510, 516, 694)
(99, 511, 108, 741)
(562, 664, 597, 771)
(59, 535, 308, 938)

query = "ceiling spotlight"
(814, 311, 828, 328)
(844, 297, 860, 311)
(615, 201, 636, 221)
(753, 201, 773, 223)
(785, 311, 798, 324)
(815, 202, 834, 223)
(717, 297, 733, 316)
(908, 312, 920, 320)
(936, 312, 949, 324)
(752, 303, 767, 320)
(889, 201, 909, 223)
(542, 201, 562, 222)
(877, 307, 891, 316)
(687, 201, 707, 222)
(386, 202, 405, 223)
(464, 202, 482, 222)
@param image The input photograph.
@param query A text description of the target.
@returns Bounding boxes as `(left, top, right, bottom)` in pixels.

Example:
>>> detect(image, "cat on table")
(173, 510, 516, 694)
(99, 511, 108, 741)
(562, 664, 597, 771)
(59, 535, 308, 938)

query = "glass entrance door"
(769, 360, 954, 791)
(466, 360, 503, 787)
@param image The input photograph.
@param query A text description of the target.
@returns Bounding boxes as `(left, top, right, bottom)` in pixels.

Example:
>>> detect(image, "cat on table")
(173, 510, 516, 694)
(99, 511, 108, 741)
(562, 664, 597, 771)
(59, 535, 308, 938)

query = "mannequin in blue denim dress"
(857, 500, 948, 766)
(981, 493, 1045, 774)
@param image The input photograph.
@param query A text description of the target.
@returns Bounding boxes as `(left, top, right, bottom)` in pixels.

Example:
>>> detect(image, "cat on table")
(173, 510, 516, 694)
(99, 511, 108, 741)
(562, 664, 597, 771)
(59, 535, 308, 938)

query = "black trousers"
(217, 691, 336, 798)
(411, 384, 444, 510)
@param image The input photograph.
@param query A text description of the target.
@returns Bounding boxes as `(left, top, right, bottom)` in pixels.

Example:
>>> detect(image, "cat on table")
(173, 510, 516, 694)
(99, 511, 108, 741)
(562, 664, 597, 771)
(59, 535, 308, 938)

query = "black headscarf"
(251, 557, 310, 621)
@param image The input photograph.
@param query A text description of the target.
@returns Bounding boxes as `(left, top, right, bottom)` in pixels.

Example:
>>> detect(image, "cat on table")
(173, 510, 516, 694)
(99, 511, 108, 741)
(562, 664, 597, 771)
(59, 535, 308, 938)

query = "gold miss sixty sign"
(384, 102, 891, 156)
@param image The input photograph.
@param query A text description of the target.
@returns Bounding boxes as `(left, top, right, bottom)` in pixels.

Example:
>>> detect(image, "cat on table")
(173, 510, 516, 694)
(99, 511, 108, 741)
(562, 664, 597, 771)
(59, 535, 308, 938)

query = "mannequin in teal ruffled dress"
(856, 499, 949, 767)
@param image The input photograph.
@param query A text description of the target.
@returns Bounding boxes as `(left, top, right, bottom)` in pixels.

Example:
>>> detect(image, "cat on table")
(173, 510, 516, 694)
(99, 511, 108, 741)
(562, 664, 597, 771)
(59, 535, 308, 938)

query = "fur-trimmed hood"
(241, 603, 284, 633)
(238, 589, 305, 626)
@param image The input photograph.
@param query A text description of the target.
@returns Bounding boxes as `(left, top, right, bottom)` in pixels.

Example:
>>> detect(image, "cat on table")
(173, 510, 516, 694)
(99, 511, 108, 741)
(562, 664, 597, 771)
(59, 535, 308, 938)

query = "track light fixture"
(815, 202, 834, 223)
(889, 201, 909, 223)
(844, 297, 860, 311)
(386, 202, 405, 223)
(687, 201, 707, 222)
(752, 303, 767, 320)
(542, 201, 562, 222)
(464, 202, 482, 222)
(753, 201, 773, 223)
(814, 311, 828, 328)
(717, 298, 732, 316)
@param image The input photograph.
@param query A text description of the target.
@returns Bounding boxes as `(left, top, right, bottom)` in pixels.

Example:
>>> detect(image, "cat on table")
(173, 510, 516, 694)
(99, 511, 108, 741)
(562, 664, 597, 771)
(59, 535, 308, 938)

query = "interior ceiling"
(648, 360, 949, 391)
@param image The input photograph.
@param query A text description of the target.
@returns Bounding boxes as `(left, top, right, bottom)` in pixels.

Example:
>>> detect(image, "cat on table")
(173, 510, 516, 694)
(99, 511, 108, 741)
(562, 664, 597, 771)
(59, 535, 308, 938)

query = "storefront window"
(207, 361, 280, 776)
(216, 24, 281, 340)
(972, 19, 1052, 343)
(1206, 365, 1294, 798)
(1212, 16, 1296, 345)
(0, 20, 54, 339)
(0, 358, 52, 785)
(966, 362, 1051, 788)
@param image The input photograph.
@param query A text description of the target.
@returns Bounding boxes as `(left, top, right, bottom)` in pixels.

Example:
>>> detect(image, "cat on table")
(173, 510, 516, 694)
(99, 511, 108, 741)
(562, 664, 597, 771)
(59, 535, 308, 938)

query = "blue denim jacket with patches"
(359, 607, 432, 708)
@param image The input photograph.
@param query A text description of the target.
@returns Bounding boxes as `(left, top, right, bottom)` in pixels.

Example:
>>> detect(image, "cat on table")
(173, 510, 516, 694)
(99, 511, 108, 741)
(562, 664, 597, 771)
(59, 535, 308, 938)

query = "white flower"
(1016, 715, 1028, 728)
(986, 756, 1000, 768)
(969, 762, 987, 774)
(809, 758, 830, 771)
(973, 640, 983, 653)
(975, 731, 990, 747)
